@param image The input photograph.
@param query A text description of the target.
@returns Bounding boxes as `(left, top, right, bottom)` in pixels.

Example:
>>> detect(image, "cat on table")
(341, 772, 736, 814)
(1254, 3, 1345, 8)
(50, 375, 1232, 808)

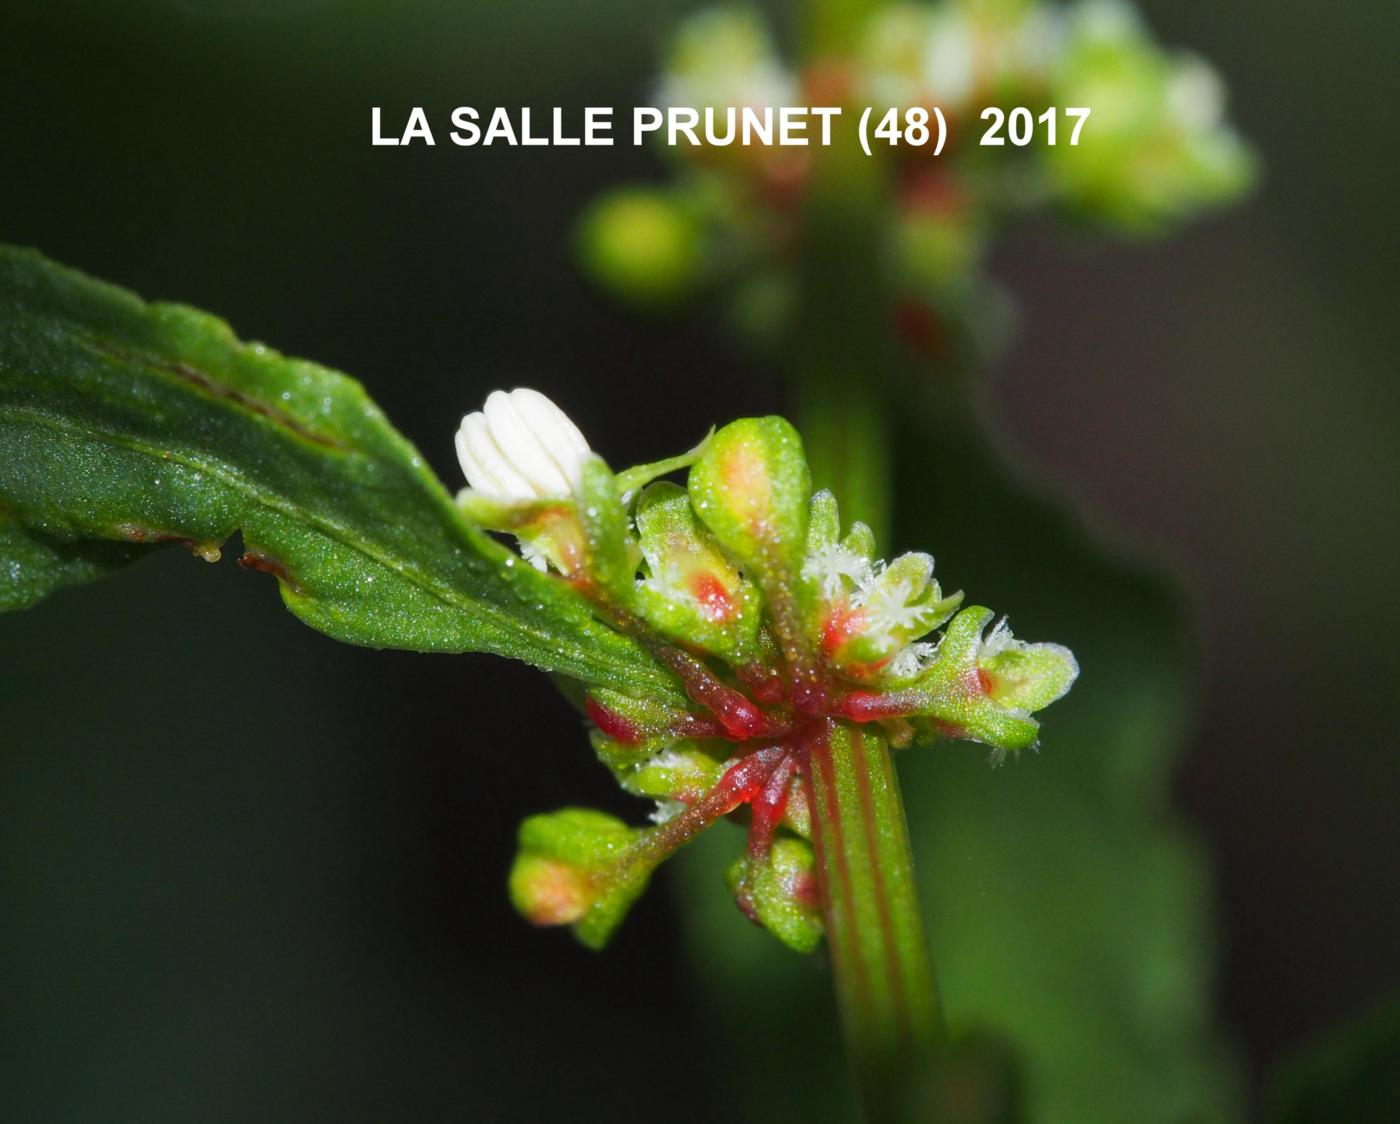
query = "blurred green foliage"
(1266, 995, 1400, 1124)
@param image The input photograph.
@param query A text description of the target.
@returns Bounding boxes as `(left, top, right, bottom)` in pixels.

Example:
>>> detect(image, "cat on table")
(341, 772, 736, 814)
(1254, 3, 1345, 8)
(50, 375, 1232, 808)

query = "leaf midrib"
(0, 400, 680, 697)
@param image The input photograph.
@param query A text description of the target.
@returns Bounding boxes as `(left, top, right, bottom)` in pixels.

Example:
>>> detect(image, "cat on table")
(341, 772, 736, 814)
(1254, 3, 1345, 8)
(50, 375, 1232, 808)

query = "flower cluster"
(458, 390, 1077, 951)
(576, 0, 1252, 361)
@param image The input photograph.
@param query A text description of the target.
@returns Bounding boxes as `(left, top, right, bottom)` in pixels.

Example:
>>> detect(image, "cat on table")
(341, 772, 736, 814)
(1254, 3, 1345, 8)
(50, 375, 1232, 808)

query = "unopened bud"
(727, 837, 824, 953)
(509, 808, 645, 949)
(456, 388, 590, 504)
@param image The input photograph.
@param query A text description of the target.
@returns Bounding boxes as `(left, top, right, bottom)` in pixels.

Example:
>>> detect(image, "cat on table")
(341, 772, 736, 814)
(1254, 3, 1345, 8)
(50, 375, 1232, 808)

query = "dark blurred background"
(1, 0, 1396, 1120)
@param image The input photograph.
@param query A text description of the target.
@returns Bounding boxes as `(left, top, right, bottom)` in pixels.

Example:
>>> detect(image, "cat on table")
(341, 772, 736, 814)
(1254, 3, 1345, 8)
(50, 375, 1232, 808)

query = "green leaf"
(0, 246, 683, 705)
(0, 511, 149, 611)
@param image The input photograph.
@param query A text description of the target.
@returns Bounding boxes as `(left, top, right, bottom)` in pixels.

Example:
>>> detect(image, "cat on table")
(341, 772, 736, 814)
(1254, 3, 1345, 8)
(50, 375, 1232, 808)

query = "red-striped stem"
(802, 719, 942, 1120)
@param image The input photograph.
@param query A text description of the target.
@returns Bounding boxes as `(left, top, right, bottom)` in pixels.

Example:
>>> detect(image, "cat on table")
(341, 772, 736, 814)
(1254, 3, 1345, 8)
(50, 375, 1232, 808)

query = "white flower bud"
(455, 388, 591, 503)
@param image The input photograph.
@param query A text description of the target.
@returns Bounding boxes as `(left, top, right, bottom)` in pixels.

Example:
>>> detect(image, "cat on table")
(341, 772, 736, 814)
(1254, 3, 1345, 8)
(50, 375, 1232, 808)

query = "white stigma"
(803, 543, 875, 600)
(455, 388, 591, 504)
(981, 616, 1016, 659)
(649, 799, 687, 825)
(886, 640, 939, 681)
(852, 562, 938, 636)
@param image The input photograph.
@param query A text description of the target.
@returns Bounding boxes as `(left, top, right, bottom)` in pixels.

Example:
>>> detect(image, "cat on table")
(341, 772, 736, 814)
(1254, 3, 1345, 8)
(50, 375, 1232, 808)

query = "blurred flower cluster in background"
(579, 0, 1252, 369)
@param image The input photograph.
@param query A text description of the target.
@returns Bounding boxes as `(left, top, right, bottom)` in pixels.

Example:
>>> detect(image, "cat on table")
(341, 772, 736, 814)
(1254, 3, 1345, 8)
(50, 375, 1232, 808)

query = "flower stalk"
(791, 4, 945, 1106)
(805, 721, 941, 1117)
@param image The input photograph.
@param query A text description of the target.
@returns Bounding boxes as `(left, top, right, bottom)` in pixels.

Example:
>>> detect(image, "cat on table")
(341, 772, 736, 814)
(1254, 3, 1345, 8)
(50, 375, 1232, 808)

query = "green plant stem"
(795, 89, 895, 545)
(805, 721, 942, 1119)
(793, 3, 945, 1114)
(800, 357, 892, 549)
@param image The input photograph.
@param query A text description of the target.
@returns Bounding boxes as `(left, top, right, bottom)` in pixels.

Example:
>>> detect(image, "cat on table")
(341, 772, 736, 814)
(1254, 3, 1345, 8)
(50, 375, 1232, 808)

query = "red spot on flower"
(586, 697, 641, 745)
(719, 444, 771, 533)
(822, 603, 866, 657)
(960, 667, 992, 697)
(519, 860, 589, 927)
(689, 572, 736, 623)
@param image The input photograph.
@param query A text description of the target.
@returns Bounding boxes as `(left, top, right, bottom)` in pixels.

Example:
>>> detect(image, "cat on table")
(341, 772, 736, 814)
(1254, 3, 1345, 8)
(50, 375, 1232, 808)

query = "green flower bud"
(575, 187, 705, 308)
(900, 606, 1079, 753)
(633, 481, 762, 662)
(618, 744, 727, 810)
(828, 552, 963, 676)
(727, 836, 824, 953)
(689, 417, 811, 571)
(842, 520, 877, 562)
(977, 617, 1079, 712)
(509, 808, 646, 949)
(586, 687, 704, 757)
(688, 416, 812, 648)
(804, 489, 842, 559)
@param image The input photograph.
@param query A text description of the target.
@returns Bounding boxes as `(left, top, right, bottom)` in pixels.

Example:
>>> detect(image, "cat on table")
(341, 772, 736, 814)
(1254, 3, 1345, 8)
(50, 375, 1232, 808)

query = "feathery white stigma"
(886, 640, 940, 681)
(455, 388, 591, 503)
(981, 616, 1016, 659)
(803, 542, 875, 600)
